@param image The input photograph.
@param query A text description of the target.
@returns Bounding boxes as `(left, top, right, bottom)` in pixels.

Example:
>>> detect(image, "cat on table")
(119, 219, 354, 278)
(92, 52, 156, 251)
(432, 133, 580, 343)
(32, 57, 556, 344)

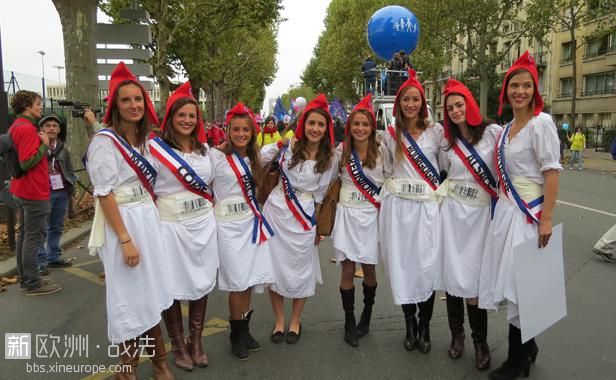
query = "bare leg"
(289, 297, 306, 333)
(241, 288, 253, 314)
(361, 263, 377, 287)
(229, 291, 245, 320)
(340, 260, 355, 289)
(269, 289, 285, 333)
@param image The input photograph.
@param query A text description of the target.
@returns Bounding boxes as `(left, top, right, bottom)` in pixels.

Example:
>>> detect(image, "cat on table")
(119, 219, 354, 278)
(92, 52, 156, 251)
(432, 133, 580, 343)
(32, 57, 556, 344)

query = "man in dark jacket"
(361, 56, 377, 95)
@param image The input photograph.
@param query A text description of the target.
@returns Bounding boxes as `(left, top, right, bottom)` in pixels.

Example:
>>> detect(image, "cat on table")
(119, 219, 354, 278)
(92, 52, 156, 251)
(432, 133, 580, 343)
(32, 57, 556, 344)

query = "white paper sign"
(514, 223, 567, 342)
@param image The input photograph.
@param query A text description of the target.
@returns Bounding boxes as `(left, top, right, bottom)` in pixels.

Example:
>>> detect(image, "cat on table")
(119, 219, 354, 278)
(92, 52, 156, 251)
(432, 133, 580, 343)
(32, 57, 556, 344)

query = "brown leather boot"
(446, 294, 465, 359)
(467, 303, 491, 370)
(187, 295, 208, 367)
(162, 300, 193, 371)
(115, 338, 139, 380)
(143, 324, 175, 380)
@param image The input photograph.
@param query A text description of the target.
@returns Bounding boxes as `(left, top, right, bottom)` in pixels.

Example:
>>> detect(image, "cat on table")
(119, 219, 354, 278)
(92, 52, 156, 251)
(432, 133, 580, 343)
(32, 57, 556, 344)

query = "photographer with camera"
(37, 114, 77, 274)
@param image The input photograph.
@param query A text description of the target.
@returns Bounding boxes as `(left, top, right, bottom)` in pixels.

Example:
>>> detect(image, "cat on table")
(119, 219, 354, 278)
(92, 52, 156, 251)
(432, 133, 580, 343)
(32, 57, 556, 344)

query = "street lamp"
(37, 50, 46, 112)
(53, 65, 64, 85)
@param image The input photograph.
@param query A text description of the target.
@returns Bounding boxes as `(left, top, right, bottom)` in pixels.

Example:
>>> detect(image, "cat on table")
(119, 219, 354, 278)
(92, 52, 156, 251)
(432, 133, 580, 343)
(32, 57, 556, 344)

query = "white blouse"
(153, 144, 214, 196)
(382, 123, 444, 179)
(209, 148, 254, 202)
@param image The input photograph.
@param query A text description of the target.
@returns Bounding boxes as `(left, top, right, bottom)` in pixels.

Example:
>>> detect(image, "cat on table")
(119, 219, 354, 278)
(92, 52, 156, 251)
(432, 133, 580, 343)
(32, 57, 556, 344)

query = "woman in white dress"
(86, 62, 174, 379)
(379, 69, 442, 353)
(435, 79, 501, 369)
(332, 94, 386, 347)
(150, 82, 218, 371)
(261, 94, 336, 344)
(479, 51, 561, 380)
(211, 102, 274, 360)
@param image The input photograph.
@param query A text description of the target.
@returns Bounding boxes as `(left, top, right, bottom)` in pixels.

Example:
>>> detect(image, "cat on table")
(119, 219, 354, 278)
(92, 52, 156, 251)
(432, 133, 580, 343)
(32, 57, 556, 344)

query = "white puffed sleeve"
(86, 135, 120, 197)
(260, 142, 281, 165)
(532, 113, 563, 172)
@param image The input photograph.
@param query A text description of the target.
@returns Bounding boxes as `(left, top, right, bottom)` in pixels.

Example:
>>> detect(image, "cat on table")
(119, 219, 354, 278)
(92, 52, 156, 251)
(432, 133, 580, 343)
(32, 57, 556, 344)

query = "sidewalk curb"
(0, 221, 92, 278)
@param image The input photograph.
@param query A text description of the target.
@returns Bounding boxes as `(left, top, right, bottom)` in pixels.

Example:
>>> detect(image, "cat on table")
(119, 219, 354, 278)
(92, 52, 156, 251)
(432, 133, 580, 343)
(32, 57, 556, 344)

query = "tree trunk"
(478, 34, 489, 117)
(152, 0, 170, 112)
(52, 0, 99, 171)
(569, 10, 577, 129)
(214, 80, 225, 121)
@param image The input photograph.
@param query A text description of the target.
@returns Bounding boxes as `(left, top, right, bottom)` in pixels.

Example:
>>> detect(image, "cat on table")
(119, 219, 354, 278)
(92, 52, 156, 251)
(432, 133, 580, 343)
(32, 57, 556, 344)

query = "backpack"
(0, 131, 25, 179)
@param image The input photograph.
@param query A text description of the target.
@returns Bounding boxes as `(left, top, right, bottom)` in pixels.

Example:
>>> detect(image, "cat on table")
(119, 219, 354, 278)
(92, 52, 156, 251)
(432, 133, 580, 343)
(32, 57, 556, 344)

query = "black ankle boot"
(488, 324, 530, 380)
(356, 282, 377, 337)
(401, 303, 418, 351)
(243, 310, 261, 351)
(229, 319, 249, 360)
(467, 303, 491, 370)
(524, 338, 538, 364)
(340, 288, 359, 347)
(417, 293, 435, 353)
(446, 294, 465, 359)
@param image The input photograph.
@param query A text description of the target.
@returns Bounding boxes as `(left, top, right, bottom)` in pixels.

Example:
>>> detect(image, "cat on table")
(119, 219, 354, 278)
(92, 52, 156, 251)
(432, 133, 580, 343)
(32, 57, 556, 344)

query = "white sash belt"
(274, 182, 314, 201)
(508, 176, 543, 204)
(157, 191, 213, 222)
(384, 178, 437, 202)
(436, 179, 491, 207)
(214, 196, 253, 222)
(339, 183, 376, 208)
(88, 181, 154, 256)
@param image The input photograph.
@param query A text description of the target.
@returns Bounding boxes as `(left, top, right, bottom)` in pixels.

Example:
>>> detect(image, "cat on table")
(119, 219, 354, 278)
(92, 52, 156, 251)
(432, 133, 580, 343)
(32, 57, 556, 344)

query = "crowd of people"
(6, 51, 569, 380)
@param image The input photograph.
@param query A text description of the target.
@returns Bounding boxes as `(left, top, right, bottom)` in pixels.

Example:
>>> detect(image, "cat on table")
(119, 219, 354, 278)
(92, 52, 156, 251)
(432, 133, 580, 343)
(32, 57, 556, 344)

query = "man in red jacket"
(9, 90, 61, 295)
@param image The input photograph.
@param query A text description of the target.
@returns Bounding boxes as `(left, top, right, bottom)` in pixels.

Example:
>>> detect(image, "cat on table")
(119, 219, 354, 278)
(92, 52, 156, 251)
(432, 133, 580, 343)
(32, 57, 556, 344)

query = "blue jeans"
(364, 78, 376, 94)
(568, 150, 584, 168)
(37, 190, 70, 267)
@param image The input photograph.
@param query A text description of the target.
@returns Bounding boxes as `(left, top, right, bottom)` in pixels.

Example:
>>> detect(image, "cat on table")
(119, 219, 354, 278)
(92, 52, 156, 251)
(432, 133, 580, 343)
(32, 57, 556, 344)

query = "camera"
(58, 100, 100, 118)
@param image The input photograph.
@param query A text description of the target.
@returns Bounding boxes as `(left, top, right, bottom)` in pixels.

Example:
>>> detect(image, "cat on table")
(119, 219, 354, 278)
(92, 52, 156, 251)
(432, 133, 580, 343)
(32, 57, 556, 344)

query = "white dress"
(210, 148, 274, 293)
(434, 124, 502, 298)
(332, 143, 387, 264)
(379, 124, 443, 305)
(87, 135, 173, 344)
(152, 145, 218, 301)
(478, 113, 562, 326)
(261, 143, 337, 298)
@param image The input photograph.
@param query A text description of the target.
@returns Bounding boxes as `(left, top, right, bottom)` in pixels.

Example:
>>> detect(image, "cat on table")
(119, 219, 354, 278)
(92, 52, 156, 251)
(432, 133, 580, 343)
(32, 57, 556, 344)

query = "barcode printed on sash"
(180, 198, 208, 214)
(225, 202, 250, 216)
(452, 184, 479, 201)
(398, 183, 426, 197)
(129, 186, 148, 202)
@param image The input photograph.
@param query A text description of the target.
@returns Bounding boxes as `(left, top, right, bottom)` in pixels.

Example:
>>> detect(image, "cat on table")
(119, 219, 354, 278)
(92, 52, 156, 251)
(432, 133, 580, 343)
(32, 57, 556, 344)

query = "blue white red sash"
(495, 122, 543, 224)
(278, 144, 316, 231)
(453, 136, 498, 215)
(149, 137, 214, 203)
(225, 150, 274, 244)
(97, 129, 157, 200)
(346, 150, 381, 209)
(387, 126, 440, 191)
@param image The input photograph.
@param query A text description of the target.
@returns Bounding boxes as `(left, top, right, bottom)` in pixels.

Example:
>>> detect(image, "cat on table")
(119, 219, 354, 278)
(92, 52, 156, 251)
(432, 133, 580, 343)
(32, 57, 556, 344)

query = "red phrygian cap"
(498, 51, 544, 117)
(296, 94, 334, 146)
(225, 102, 259, 133)
(442, 79, 483, 139)
(103, 62, 159, 126)
(345, 93, 376, 136)
(159, 82, 207, 144)
(393, 69, 428, 119)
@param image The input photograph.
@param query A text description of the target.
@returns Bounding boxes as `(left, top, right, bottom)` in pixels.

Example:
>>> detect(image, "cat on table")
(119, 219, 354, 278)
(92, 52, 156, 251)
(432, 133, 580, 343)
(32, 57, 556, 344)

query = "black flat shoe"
(270, 328, 284, 344)
(286, 325, 302, 344)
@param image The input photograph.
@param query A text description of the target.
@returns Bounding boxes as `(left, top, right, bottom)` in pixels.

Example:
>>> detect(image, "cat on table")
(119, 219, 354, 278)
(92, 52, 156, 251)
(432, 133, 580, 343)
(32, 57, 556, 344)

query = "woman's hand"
(538, 219, 553, 249)
(314, 234, 323, 246)
(121, 240, 140, 266)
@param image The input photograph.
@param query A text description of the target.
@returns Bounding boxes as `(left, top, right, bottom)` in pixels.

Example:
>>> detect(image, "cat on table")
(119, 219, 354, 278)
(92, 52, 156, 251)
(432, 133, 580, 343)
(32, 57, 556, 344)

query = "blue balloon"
(367, 6, 420, 61)
(562, 123, 569, 130)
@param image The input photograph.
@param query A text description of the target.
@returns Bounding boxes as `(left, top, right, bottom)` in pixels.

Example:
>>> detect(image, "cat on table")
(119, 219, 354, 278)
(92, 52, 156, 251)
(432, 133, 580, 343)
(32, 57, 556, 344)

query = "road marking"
(62, 267, 105, 286)
(71, 258, 101, 268)
(557, 200, 616, 218)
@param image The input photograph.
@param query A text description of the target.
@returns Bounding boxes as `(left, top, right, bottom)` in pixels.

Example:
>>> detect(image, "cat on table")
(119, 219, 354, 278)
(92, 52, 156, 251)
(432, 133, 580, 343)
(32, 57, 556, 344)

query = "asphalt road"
(1, 168, 615, 380)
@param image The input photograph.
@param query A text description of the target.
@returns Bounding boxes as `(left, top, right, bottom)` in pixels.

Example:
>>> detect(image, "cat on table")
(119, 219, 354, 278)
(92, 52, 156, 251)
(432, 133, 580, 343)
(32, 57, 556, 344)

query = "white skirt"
(217, 216, 274, 293)
(263, 191, 323, 298)
(159, 212, 218, 300)
(98, 202, 173, 344)
(434, 197, 491, 298)
(479, 197, 538, 326)
(379, 191, 439, 305)
(332, 204, 379, 265)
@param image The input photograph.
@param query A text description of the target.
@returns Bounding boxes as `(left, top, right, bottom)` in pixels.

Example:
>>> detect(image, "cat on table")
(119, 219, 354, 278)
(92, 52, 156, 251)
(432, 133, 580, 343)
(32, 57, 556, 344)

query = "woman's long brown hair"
(108, 80, 152, 151)
(341, 109, 378, 169)
(161, 97, 207, 155)
(218, 114, 265, 188)
(289, 108, 334, 174)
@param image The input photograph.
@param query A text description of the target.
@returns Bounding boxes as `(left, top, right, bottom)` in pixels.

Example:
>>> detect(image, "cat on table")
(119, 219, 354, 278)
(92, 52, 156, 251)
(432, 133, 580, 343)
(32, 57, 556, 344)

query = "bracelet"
(120, 238, 132, 245)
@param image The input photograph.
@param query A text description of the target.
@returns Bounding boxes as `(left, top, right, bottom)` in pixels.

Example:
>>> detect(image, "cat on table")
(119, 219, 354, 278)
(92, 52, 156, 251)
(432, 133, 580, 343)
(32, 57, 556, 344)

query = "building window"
(583, 71, 615, 96)
(561, 42, 573, 63)
(559, 77, 573, 97)
(585, 34, 610, 58)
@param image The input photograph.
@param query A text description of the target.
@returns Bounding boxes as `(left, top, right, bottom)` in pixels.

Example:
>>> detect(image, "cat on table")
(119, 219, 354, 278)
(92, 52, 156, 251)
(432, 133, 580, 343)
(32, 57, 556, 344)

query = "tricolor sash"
(495, 122, 543, 224)
(97, 129, 157, 200)
(225, 150, 274, 244)
(278, 144, 316, 231)
(387, 126, 440, 190)
(345, 150, 381, 209)
(149, 137, 214, 203)
(452, 136, 498, 215)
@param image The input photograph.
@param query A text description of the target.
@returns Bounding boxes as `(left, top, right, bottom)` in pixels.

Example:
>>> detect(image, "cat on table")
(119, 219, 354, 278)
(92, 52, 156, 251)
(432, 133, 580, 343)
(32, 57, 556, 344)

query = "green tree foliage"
(280, 84, 317, 111)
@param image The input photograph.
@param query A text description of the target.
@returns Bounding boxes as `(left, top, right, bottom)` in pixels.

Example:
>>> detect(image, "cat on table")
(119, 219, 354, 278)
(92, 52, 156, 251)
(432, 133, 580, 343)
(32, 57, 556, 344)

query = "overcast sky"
(0, 0, 330, 113)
